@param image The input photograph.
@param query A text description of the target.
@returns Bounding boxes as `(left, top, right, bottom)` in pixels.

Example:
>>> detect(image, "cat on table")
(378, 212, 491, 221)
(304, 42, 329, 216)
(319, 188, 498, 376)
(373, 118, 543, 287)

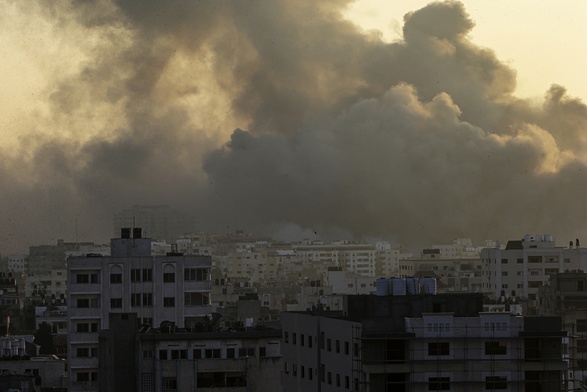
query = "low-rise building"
(99, 313, 282, 392)
(282, 291, 567, 391)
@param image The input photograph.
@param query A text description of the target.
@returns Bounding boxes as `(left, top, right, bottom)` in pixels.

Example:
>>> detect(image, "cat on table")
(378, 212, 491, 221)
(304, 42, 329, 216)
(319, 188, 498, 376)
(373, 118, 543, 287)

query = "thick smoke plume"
(1, 0, 587, 253)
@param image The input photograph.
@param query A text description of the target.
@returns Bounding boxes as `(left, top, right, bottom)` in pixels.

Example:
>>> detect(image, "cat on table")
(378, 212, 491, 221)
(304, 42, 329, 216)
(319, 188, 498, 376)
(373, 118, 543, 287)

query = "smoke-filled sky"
(2, 0, 587, 254)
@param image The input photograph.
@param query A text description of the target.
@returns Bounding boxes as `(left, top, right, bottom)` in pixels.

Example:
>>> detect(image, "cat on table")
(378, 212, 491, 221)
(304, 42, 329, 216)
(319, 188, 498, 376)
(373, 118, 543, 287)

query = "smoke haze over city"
(2, 0, 587, 253)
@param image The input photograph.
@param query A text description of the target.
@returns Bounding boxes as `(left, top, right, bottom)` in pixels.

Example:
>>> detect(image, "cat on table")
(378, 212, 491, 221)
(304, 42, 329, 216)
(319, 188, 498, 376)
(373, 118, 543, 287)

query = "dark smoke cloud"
(2, 0, 587, 253)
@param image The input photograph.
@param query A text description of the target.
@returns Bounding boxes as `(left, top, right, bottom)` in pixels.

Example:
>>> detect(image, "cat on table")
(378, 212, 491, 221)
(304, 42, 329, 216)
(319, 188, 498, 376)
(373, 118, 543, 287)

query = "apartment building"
(67, 228, 213, 392)
(538, 271, 587, 390)
(113, 205, 196, 243)
(98, 312, 282, 392)
(282, 292, 567, 391)
(480, 234, 587, 301)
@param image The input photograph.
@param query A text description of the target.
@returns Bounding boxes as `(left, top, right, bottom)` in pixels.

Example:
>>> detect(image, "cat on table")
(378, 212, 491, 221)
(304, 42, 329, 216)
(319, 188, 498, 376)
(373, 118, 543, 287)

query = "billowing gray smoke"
(1, 0, 587, 253)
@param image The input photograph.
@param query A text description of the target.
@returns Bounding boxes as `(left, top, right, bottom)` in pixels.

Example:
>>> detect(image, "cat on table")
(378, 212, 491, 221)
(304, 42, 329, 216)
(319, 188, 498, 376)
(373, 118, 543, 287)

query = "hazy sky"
(2, 0, 587, 254)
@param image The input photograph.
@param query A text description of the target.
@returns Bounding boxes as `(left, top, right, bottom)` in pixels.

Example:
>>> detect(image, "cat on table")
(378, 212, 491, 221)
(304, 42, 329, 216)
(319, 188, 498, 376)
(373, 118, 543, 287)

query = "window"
(184, 268, 209, 281)
(77, 348, 89, 357)
(293, 333, 297, 345)
(77, 298, 90, 308)
(205, 349, 221, 358)
(336, 373, 341, 387)
(336, 340, 340, 353)
(77, 372, 98, 382)
(110, 273, 122, 284)
(308, 367, 313, 380)
(578, 340, 587, 353)
(163, 297, 175, 307)
(238, 348, 255, 357)
(110, 298, 122, 308)
(143, 350, 153, 359)
(429, 377, 450, 390)
(163, 272, 175, 282)
(143, 293, 153, 306)
(259, 347, 266, 357)
(284, 331, 289, 343)
(345, 341, 349, 355)
(301, 366, 305, 378)
(501, 258, 508, 264)
(327, 338, 332, 351)
(485, 341, 507, 355)
(77, 323, 89, 333)
(76, 274, 89, 284)
(131, 293, 141, 307)
(90, 273, 99, 283)
(428, 342, 449, 356)
(517, 258, 523, 264)
(528, 256, 542, 263)
(345, 376, 350, 389)
(185, 292, 210, 306)
(327, 372, 332, 385)
(143, 317, 153, 325)
(300, 334, 305, 347)
(131, 269, 141, 282)
(142, 268, 152, 282)
(485, 376, 507, 389)
(227, 348, 236, 358)
(162, 377, 177, 391)
(159, 350, 168, 360)
(308, 336, 313, 348)
(171, 349, 187, 359)
(193, 349, 202, 359)
(578, 319, 587, 332)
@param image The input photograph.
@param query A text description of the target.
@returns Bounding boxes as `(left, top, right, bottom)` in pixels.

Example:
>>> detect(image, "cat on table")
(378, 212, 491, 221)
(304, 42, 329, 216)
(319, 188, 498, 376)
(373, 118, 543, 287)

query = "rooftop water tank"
(406, 278, 420, 295)
(421, 277, 437, 294)
(390, 278, 407, 296)
(376, 278, 390, 296)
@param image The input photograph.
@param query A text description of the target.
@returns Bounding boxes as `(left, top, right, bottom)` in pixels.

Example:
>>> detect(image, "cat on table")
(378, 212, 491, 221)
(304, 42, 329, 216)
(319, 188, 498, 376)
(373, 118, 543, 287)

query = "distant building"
(28, 240, 109, 277)
(480, 234, 587, 304)
(282, 291, 567, 391)
(113, 205, 196, 243)
(6, 254, 26, 273)
(67, 228, 213, 392)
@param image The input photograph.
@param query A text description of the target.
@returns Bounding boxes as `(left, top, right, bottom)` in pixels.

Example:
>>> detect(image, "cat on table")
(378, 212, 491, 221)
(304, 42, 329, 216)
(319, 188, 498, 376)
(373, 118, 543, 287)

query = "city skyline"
(2, 1, 587, 254)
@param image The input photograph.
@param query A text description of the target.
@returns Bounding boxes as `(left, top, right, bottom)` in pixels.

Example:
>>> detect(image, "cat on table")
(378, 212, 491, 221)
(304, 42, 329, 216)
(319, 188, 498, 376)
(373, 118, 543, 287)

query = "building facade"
(282, 292, 567, 391)
(481, 235, 587, 302)
(98, 312, 282, 392)
(67, 229, 212, 392)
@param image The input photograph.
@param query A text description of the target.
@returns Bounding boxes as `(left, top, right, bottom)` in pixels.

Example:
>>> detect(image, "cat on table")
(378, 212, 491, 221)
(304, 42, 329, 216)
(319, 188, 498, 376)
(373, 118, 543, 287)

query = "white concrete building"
(480, 234, 587, 302)
(67, 229, 213, 392)
(6, 255, 26, 273)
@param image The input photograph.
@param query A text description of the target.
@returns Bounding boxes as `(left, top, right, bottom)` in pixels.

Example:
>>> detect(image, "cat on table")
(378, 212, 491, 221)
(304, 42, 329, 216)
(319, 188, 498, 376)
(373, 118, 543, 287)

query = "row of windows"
(106, 293, 209, 309)
(427, 341, 507, 356)
(283, 331, 356, 356)
(427, 376, 507, 390)
(110, 268, 210, 283)
(155, 347, 267, 360)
